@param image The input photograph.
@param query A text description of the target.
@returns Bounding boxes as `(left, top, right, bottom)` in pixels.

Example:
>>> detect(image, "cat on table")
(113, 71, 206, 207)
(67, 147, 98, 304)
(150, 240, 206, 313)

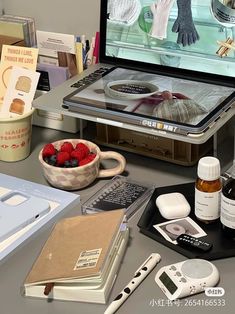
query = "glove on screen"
(108, 0, 141, 26)
(150, 0, 175, 40)
(172, 0, 199, 46)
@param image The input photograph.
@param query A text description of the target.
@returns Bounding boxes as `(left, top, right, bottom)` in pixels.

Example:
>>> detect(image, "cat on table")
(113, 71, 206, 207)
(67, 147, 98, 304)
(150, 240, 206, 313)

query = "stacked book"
(0, 14, 36, 47)
(23, 209, 129, 304)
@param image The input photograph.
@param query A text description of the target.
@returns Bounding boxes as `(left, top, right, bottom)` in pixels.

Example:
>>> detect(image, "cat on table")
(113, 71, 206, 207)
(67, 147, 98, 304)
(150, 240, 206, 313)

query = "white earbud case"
(156, 192, 191, 220)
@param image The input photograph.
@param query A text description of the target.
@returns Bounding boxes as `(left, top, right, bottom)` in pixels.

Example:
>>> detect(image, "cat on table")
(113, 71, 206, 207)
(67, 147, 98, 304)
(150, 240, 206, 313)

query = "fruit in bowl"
(42, 141, 96, 168)
(39, 139, 126, 190)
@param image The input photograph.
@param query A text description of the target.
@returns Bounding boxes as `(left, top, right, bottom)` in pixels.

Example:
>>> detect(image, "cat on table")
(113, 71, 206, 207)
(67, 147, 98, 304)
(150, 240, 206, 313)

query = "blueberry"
(44, 157, 50, 164)
(71, 159, 79, 167)
(48, 154, 57, 166)
(64, 160, 71, 168)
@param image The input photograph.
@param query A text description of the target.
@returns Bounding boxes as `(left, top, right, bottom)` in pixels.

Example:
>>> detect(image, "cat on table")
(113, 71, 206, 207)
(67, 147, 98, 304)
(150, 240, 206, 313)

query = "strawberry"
(71, 149, 86, 162)
(42, 143, 56, 158)
(88, 153, 96, 161)
(79, 154, 96, 166)
(75, 143, 90, 157)
(56, 151, 70, 166)
(79, 158, 91, 167)
(60, 141, 74, 154)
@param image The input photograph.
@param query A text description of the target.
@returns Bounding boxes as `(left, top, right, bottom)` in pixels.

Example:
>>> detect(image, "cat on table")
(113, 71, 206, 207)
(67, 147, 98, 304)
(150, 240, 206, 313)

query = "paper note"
(0, 45, 39, 107)
(1, 66, 40, 117)
(36, 30, 76, 58)
(74, 248, 102, 270)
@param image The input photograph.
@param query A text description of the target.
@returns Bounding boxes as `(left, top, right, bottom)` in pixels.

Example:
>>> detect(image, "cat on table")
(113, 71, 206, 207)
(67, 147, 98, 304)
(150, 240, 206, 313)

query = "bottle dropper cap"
(197, 156, 220, 181)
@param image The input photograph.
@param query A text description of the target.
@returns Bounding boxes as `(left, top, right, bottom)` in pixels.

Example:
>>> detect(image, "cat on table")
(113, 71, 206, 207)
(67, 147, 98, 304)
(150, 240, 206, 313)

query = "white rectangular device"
(0, 191, 50, 242)
(155, 259, 219, 300)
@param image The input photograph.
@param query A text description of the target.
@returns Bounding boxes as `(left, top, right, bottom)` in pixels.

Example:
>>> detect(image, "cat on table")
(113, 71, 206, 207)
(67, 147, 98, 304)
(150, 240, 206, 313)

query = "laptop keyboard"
(71, 67, 110, 88)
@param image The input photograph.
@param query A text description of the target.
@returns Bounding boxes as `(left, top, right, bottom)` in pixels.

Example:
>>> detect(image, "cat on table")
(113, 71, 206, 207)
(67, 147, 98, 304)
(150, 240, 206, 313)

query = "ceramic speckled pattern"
(39, 139, 126, 190)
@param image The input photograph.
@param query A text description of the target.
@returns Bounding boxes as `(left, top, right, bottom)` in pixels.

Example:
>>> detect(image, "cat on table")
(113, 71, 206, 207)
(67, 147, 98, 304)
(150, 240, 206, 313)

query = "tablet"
(63, 66, 235, 136)
(0, 191, 50, 242)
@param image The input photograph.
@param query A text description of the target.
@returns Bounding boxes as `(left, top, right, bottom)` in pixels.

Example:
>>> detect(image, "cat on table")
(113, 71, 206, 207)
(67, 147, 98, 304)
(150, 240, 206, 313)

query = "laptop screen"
(64, 0, 235, 135)
(100, 0, 235, 85)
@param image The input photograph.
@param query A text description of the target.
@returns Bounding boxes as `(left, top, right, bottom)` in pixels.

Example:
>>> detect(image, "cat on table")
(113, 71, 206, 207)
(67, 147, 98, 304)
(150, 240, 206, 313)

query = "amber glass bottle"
(220, 160, 235, 238)
(195, 157, 222, 224)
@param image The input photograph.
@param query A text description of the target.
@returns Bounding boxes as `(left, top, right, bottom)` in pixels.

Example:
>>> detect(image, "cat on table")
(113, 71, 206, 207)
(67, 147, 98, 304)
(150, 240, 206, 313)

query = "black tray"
(137, 182, 235, 260)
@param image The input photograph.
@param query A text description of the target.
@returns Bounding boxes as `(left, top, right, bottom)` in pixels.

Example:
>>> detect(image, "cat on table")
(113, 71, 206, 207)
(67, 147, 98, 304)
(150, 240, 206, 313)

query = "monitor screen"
(63, 0, 235, 136)
(100, 0, 235, 85)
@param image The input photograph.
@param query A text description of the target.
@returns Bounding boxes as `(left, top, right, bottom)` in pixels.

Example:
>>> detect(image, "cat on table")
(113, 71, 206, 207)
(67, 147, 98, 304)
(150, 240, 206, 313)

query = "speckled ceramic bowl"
(39, 139, 126, 190)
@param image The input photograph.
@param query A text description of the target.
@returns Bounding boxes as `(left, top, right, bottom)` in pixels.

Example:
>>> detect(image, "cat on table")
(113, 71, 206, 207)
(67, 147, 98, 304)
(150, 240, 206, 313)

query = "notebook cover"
(23, 228, 129, 303)
(25, 209, 125, 284)
(137, 182, 235, 260)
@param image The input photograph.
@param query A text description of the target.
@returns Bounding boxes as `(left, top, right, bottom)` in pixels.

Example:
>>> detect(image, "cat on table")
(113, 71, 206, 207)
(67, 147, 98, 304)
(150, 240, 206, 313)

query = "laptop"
(34, 0, 235, 137)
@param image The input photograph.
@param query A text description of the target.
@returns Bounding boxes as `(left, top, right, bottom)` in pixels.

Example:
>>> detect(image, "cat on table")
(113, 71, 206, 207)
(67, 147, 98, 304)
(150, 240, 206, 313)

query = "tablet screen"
(64, 67, 235, 133)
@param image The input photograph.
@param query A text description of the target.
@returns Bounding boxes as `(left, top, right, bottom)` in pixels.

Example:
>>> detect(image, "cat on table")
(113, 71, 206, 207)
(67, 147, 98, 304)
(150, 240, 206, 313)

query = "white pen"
(104, 253, 161, 314)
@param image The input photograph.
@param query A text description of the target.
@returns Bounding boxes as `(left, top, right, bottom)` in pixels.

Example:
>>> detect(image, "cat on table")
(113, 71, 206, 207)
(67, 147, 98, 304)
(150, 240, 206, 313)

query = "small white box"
(156, 192, 191, 220)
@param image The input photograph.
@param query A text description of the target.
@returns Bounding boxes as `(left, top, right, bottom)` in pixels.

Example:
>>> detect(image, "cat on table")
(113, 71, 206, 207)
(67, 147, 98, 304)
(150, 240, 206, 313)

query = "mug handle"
(97, 151, 126, 178)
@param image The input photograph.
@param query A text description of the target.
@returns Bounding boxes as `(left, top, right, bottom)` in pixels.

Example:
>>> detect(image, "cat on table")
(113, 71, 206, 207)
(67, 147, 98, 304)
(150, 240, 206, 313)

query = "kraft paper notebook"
(23, 209, 128, 303)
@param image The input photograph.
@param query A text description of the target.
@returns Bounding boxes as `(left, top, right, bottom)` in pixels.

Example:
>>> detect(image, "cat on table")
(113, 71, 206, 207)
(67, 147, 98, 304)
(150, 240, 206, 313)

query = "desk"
(0, 126, 234, 314)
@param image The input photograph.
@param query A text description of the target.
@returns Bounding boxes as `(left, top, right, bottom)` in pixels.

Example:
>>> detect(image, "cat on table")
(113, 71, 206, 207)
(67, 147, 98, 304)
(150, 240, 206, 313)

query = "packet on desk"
(82, 175, 154, 220)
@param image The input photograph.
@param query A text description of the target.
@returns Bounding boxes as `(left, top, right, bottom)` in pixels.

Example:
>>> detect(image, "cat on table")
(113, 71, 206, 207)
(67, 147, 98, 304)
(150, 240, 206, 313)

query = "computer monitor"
(63, 0, 235, 136)
(100, 0, 235, 85)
